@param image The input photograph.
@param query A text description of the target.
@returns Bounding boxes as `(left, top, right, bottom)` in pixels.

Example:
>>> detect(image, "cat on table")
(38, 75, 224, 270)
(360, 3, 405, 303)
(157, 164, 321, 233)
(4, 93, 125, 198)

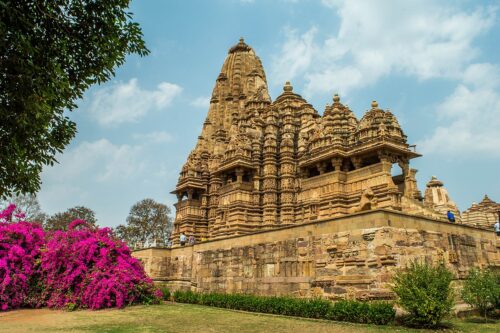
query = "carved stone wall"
(133, 210, 500, 299)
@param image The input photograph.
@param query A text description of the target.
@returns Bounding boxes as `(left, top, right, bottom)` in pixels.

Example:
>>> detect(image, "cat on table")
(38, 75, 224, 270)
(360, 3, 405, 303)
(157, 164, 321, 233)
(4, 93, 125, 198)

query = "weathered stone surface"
(133, 210, 500, 300)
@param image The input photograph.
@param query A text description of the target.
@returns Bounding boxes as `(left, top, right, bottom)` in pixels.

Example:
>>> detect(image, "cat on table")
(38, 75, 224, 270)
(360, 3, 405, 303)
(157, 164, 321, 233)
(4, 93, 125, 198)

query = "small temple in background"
(462, 195, 500, 228)
(169, 38, 498, 244)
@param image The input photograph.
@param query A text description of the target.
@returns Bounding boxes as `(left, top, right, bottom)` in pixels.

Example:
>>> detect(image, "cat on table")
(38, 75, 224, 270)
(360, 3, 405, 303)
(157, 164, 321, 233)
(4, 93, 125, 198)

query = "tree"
(392, 261, 454, 328)
(0, 0, 149, 198)
(461, 268, 500, 320)
(0, 193, 47, 223)
(116, 198, 172, 247)
(45, 206, 97, 231)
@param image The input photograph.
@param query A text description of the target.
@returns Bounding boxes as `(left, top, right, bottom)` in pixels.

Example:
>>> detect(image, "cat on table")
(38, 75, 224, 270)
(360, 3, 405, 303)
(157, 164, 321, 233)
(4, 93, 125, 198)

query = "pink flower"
(0, 204, 160, 311)
(68, 219, 88, 230)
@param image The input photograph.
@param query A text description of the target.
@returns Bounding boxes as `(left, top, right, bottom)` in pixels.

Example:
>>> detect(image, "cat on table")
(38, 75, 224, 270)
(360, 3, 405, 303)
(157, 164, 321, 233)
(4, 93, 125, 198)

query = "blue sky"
(38, 0, 500, 227)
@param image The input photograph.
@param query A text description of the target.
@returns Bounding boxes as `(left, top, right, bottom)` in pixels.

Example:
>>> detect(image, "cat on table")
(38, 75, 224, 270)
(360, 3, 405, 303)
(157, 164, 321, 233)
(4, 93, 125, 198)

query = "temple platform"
(133, 209, 500, 299)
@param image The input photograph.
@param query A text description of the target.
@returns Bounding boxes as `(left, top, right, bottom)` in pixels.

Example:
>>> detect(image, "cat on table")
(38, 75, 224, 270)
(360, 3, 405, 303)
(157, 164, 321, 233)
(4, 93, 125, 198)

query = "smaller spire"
(283, 81, 293, 92)
(427, 176, 443, 187)
(228, 37, 251, 53)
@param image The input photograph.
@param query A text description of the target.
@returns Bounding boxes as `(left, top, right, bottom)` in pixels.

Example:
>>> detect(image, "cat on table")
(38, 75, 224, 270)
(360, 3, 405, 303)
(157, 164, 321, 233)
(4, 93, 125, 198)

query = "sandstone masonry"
(134, 210, 499, 299)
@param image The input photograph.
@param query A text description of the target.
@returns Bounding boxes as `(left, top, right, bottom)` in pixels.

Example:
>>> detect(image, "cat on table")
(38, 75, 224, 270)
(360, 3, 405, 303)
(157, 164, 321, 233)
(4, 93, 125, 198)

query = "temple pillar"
(331, 157, 343, 171)
(236, 168, 244, 183)
(317, 162, 326, 175)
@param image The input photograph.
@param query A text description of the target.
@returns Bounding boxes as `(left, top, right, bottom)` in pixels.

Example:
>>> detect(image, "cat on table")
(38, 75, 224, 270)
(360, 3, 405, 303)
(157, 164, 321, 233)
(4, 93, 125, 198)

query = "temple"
(462, 195, 500, 228)
(134, 39, 499, 300)
(171, 38, 454, 244)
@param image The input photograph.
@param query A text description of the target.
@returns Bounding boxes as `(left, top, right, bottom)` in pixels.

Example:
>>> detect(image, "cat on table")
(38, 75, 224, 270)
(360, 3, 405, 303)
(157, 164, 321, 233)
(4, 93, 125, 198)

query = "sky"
(37, 0, 500, 228)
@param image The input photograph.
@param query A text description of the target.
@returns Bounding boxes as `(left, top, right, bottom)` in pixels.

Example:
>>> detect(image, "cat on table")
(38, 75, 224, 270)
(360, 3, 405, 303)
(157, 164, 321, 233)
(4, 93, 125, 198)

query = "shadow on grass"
(394, 315, 454, 330)
(463, 317, 497, 324)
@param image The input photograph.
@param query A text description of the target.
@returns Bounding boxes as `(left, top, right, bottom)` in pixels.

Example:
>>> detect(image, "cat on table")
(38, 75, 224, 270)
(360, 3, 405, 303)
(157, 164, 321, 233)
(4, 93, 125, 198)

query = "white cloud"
(39, 139, 148, 221)
(87, 79, 182, 126)
(272, 26, 318, 85)
(44, 139, 145, 183)
(190, 96, 210, 108)
(272, 0, 496, 97)
(419, 63, 500, 156)
(133, 131, 173, 144)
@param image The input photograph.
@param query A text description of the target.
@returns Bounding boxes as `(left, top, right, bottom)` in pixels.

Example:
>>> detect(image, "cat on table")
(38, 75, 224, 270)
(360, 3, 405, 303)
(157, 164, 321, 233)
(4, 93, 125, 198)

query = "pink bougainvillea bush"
(0, 205, 161, 311)
(42, 219, 161, 309)
(0, 204, 46, 311)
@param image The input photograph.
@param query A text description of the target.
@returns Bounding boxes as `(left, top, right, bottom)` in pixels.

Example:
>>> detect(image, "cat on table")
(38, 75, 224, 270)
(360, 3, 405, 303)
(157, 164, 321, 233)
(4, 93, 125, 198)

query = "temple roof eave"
(171, 178, 207, 194)
(298, 141, 420, 168)
(214, 158, 257, 175)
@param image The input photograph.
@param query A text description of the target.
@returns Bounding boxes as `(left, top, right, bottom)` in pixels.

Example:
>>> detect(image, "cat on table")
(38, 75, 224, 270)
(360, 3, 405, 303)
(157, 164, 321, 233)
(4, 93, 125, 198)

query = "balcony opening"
(308, 167, 320, 178)
(391, 163, 405, 194)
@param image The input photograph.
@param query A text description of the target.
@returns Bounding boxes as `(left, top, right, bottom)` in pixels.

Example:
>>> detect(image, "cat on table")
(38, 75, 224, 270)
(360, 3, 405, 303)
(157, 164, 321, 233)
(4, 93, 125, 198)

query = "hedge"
(172, 290, 395, 325)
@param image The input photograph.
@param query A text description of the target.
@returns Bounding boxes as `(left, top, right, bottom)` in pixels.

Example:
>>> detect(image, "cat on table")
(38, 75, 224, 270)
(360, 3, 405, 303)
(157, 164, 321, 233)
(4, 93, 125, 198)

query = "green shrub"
(158, 285, 171, 301)
(173, 290, 200, 304)
(172, 290, 394, 325)
(392, 261, 454, 328)
(495, 271, 500, 310)
(368, 302, 396, 325)
(328, 300, 369, 323)
(461, 268, 500, 319)
(66, 302, 77, 311)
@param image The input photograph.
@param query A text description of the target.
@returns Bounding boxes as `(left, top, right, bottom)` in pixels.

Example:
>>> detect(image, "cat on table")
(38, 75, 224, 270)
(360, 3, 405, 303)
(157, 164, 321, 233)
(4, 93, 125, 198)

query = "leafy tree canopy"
(461, 268, 500, 320)
(45, 205, 97, 231)
(0, 0, 148, 198)
(115, 198, 172, 247)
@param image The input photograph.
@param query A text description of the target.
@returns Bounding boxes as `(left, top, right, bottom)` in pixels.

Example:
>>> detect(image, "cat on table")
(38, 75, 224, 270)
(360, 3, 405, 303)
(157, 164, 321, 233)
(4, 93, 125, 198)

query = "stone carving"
(134, 211, 500, 300)
(356, 188, 378, 212)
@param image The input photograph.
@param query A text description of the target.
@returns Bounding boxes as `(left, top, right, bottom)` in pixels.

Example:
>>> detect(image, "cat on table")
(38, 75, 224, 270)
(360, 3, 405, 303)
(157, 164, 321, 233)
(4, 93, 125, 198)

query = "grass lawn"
(0, 303, 498, 333)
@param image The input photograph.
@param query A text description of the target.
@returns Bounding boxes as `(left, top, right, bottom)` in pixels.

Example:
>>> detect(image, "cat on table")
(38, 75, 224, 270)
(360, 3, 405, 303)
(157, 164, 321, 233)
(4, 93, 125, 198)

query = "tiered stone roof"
(462, 195, 500, 228)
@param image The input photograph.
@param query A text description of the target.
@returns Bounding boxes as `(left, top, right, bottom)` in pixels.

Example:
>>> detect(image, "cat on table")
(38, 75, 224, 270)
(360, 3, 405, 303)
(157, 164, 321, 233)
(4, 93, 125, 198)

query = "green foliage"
(66, 302, 77, 311)
(0, 0, 149, 198)
(45, 206, 97, 231)
(392, 260, 454, 328)
(158, 285, 171, 301)
(367, 301, 398, 325)
(115, 199, 173, 247)
(461, 268, 500, 319)
(172, 290, 395, 325)
(328, 300, 369, 323)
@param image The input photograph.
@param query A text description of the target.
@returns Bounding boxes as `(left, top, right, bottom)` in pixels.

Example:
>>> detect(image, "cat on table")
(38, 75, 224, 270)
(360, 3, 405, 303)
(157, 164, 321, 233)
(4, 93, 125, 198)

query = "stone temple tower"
(171, 39, 431, 244)
(423, 176, 461, 221)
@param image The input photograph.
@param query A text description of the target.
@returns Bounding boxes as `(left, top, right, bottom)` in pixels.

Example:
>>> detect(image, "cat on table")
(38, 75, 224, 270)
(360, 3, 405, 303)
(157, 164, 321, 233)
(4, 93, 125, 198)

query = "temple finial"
(283, 81, 293, 92)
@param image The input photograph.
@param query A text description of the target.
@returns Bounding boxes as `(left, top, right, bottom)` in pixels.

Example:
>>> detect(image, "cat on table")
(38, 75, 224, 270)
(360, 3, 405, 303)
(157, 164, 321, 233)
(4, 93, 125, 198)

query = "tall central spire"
(171, 38, 423, 245)
(203, 38, 271, 138)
